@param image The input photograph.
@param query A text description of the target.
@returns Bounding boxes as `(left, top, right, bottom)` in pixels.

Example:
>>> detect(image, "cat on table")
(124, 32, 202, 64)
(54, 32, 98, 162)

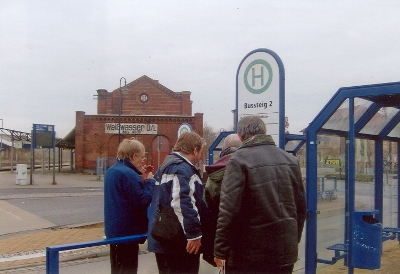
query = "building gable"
(96, 75, 192, 116)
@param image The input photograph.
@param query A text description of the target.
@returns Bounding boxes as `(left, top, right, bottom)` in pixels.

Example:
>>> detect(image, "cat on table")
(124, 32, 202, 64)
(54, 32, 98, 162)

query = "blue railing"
(46, 234, 147, 274)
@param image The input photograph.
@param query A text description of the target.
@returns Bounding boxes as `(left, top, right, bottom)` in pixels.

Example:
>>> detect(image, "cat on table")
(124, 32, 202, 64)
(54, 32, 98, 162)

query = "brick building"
(74, 75, 203, 172)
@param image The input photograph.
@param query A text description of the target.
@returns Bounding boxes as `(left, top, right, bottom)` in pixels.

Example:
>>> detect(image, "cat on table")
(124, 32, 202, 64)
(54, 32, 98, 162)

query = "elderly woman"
(104, 138, 155, 274)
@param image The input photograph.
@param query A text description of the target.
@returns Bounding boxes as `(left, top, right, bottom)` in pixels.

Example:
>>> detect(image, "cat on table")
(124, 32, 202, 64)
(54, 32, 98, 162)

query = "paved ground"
(0, 169, 399, 273)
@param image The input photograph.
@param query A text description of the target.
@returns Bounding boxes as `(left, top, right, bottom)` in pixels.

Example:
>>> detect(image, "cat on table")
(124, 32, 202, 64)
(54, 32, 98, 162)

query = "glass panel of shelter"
(285, 140, 302, 152)
(321, 99, 350, 131)
(388, 123, 400, 139)
(322, 98, 374, 132)
(360, 107, 400, 135)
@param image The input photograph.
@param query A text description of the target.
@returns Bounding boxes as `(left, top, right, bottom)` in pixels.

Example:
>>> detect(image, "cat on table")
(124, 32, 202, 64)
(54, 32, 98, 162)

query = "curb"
(0, 247, 151, 272)
(61, 221, 104, 229)
(0, 192, 103, 200)
(0, 250, 110, 273)
(0, 222, 103, 241)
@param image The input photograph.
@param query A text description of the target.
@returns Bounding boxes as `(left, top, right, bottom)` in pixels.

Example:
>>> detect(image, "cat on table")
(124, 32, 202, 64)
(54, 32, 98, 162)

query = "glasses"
(135, 153, 147, 160)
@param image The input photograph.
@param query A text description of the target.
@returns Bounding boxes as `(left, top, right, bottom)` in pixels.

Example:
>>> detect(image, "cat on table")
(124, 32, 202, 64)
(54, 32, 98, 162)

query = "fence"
(46, 234, 147, 274)
(96, 157, 117, 180)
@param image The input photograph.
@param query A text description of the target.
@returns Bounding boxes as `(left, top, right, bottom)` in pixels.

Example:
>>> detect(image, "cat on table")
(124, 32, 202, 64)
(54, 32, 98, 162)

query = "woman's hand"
(141, 165, 154, 180)
(146, 172, 154, 179)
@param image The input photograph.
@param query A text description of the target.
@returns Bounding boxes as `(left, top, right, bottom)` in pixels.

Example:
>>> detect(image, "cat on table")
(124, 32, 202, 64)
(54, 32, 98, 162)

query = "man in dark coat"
(214, 116, 307, 274)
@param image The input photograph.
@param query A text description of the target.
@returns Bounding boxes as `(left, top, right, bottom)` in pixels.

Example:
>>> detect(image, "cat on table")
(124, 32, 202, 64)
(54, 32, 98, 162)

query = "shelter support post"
(347, 97, 355, 274)
(10, 136, 14, 172)
(344, 136, 349, 257)
(305, 132, 318, 273)
(58, 147, 61, 172)
(375, 139, 384, 223)
(398, 142, 400, 242)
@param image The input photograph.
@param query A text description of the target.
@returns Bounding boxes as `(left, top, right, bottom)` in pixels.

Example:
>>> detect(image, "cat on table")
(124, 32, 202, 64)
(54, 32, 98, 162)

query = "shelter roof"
(307, 82, 400, 141)
(0, 128, 31, 142)
(56, 127, 75, 149)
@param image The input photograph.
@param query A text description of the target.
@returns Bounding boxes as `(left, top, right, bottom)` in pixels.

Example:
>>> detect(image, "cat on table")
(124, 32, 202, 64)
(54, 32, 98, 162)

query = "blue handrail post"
(46, 247, 59, 274)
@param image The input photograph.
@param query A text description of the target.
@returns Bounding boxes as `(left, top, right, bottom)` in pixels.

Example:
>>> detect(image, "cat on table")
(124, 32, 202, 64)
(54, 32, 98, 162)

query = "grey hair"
(117, 139, 144, 159)
(237, 116, 266, 141)
(222, 134, 242, 150)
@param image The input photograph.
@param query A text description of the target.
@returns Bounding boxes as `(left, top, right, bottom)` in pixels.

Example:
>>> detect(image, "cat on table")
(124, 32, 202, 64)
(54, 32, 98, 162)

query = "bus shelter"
(304, 82, 400, 274)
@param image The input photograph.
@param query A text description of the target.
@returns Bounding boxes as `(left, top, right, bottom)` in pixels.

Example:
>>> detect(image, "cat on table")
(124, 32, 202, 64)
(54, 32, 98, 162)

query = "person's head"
(173, 132, 206, 165)
(237, 115, 266, 141)
(117, 138, 146, 169)
(222, 133, 242, 150)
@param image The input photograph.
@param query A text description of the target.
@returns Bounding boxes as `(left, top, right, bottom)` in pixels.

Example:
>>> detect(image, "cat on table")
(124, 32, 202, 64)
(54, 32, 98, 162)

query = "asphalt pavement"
(0, 170, 216, 274)
(1, 169, 400, 273)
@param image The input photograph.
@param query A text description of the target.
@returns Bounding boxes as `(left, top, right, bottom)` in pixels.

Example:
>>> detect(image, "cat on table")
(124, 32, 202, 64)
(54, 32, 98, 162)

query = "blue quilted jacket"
(104, 158, 155, 238)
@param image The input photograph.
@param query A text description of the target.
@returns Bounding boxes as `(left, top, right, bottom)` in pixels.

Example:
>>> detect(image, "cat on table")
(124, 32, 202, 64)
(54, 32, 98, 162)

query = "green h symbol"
(244, 59, 272, 94)
(252, 66, 264, 87)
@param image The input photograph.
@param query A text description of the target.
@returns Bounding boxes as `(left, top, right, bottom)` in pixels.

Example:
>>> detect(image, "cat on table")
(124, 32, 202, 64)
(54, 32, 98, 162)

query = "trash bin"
(351, 210, 382, 269)
(16, 164, 27, 185)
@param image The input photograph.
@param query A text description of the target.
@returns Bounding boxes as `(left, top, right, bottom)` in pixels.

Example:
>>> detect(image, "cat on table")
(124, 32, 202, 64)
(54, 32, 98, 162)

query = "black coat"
(214, 135, 307, 269)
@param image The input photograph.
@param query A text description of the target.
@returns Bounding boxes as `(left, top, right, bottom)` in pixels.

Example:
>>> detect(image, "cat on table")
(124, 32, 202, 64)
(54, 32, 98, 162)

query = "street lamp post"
(118, 77, 128, 144)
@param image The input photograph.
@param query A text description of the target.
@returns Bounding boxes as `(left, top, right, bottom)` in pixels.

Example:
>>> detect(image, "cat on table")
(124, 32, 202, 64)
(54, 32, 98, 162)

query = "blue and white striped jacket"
(147, 152, 204, 254)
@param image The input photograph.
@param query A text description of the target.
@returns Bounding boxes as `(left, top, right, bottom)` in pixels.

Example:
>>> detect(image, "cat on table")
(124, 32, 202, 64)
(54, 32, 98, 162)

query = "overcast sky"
(1, 1, 400, 138)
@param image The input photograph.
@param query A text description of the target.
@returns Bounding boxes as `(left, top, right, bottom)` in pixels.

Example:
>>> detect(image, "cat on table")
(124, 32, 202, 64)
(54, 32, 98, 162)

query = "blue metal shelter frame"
(208, 131, 235, 165)
(304, 82, 400, 274)
(284, 134, 306, 156)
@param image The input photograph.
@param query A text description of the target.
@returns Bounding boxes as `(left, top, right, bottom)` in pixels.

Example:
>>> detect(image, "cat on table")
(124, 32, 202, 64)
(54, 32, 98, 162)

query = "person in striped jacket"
(148, 132, 206, 274)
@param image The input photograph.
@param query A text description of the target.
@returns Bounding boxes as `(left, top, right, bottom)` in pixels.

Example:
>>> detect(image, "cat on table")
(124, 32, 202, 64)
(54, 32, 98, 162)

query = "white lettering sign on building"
(236, 48, 285, 148)
(105, 123, 158, 135)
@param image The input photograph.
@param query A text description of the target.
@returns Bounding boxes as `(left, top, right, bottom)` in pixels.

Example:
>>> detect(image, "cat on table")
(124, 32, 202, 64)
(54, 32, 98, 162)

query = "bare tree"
(203, 122, 218, 150)
(285, 116, 290, 134)
(92, 131, 108, 158)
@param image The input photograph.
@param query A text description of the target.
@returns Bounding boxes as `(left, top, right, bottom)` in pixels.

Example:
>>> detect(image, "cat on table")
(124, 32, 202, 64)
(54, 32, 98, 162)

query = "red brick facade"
(75, 75, 203, 171)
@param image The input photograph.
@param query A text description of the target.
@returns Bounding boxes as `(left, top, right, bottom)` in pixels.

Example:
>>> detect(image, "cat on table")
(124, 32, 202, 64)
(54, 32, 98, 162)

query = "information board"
(33, 124, 55, 148)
